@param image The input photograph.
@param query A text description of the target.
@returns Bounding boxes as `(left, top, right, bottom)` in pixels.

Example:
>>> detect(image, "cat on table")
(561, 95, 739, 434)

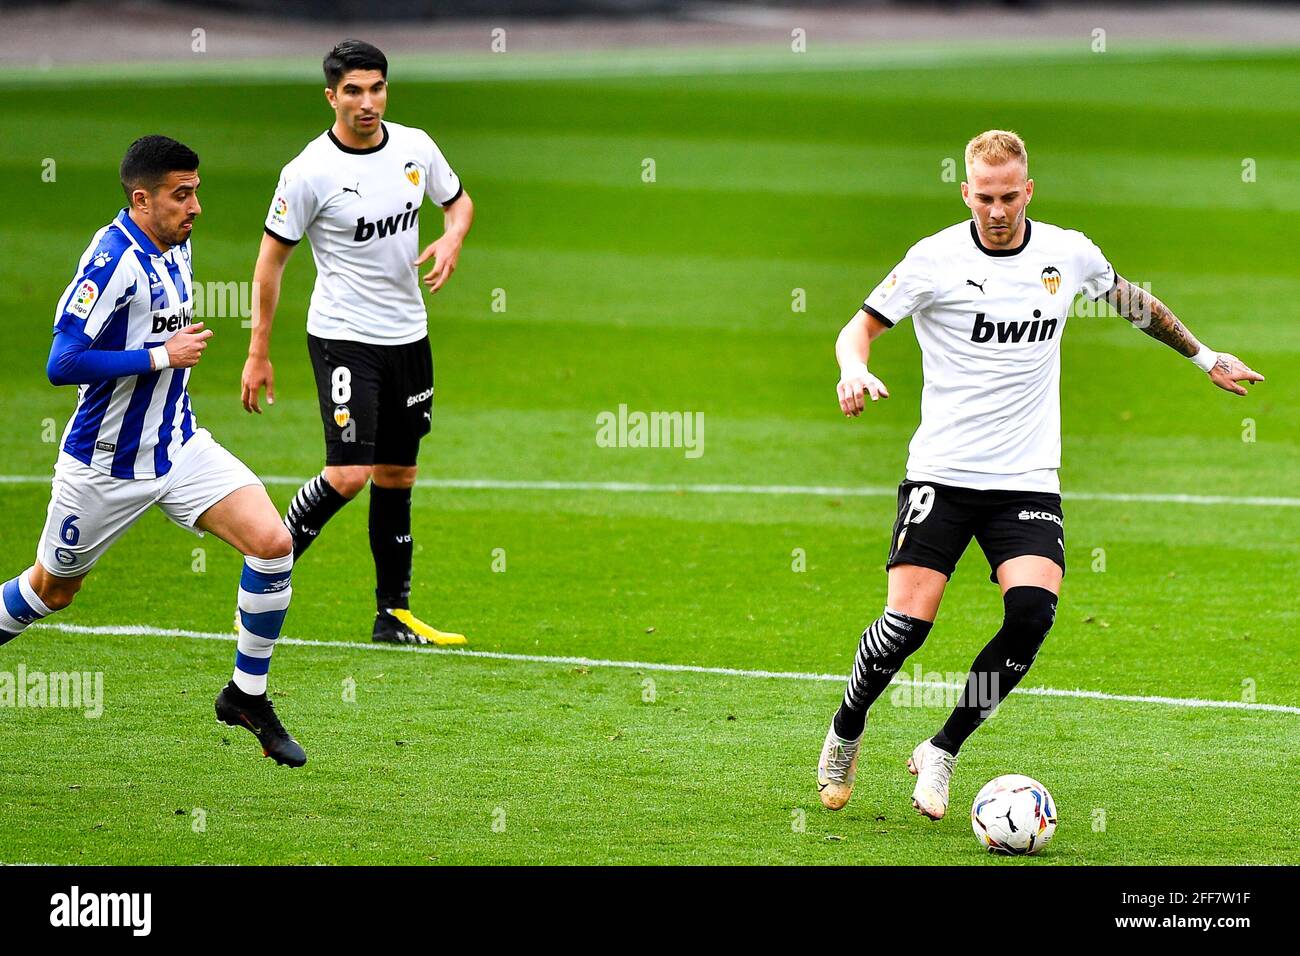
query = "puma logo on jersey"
(353, 202, 419, 242)
(341, 184, 361, 197)
(971, 310, 1058, 344)
(965, 278, 987, 293)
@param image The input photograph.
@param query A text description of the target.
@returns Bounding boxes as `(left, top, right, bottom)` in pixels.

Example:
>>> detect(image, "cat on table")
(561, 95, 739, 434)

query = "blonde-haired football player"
(817, 128, 1264, 820)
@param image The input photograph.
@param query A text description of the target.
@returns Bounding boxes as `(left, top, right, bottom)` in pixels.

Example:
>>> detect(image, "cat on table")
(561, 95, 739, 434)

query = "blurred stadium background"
(4, 1, 1300, 64)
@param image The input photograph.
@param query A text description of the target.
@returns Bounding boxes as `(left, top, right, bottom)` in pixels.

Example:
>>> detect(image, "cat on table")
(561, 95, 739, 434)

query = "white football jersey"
(864, 219, 1115, 493)
(264, 121, 462, 346)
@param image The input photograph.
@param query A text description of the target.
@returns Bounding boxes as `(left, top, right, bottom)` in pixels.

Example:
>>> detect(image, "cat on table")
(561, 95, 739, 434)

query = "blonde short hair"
(965, 129, 1028, 178)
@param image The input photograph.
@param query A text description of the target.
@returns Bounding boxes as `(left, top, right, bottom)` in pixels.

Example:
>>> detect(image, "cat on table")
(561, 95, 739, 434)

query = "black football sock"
(931, 585, 1057, 755)
(369, 484, 413, 612)
(283, 471, 350, 560)
(833, 607, 933, 740)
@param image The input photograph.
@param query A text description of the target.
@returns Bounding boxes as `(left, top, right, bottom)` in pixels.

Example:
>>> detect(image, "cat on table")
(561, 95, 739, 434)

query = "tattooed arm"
(1104, 276, 1201, 356)
(1104, 276, 1265, 396)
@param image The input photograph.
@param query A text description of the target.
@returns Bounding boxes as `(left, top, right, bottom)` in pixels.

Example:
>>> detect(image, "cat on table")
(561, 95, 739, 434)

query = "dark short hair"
(120, 135, 200, 202)
(324, 39, 388, 89)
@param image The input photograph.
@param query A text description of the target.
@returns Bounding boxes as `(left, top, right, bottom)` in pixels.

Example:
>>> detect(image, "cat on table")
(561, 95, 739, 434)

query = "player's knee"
(247, 525, 294, 562)
(327, 466, 371, 499)
(36, 577, 81, 612)
(1002, 586, 1057, 647)
(42, 590, 75, 612)
(372, 464, 416, 489)
(865, 607, 934, 665)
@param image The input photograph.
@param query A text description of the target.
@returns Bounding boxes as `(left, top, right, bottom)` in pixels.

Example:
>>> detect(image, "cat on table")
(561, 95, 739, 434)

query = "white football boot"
(907, 739, 957, 820)
(817, 720, 863, 811)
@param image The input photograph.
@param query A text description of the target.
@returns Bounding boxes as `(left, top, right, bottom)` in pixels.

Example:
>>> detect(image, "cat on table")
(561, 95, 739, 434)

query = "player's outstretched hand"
(240, 355, 276, 414)
(1208, 352, 1265, 396)
(415, 235, 462, 294)
(837, 362, 890, 417)
(166, 323, 212, 371)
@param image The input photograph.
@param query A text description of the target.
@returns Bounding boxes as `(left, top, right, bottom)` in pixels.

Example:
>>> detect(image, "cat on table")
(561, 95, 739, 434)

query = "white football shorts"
(37, 427, 262, 578)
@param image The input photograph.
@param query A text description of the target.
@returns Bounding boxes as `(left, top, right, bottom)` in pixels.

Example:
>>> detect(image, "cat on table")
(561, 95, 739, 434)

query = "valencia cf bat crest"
(1041, 266, 1062, 294)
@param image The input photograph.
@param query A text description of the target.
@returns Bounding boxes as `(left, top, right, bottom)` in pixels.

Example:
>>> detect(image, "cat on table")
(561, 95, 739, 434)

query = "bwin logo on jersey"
(151, 307, 193, 334)
(151, 308, 193, 334)
(353, 203, 419, 242)
(971, 310, 1058, 345)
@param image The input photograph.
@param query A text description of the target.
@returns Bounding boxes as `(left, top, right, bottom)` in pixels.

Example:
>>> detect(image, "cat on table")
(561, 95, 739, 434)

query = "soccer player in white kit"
(0, 136, 306, 766)
(241, 40, 474, 647)
(817, 130, 1264, 820)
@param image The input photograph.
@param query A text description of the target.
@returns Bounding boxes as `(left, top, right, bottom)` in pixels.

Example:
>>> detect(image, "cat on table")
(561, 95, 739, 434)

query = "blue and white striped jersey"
(53, 209, 197, 480)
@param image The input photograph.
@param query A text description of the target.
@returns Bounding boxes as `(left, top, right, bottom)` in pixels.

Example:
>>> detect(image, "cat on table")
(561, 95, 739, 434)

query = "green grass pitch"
(0, 45, 1297, 864)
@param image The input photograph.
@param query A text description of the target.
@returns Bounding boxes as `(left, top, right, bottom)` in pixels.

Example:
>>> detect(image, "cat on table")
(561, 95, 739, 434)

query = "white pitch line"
(2, 474, 1298, 508)
(31, 621, 1300, 716)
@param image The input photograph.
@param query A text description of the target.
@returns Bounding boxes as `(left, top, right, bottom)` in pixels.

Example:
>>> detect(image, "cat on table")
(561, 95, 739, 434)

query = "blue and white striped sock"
(233, 553, 293, 696)
(0, 570, 54, 646)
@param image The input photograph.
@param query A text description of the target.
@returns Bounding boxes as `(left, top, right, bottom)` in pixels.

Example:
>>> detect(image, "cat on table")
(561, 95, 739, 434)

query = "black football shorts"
(885, 478, 1066, 583)
(307, 333, 434, 467)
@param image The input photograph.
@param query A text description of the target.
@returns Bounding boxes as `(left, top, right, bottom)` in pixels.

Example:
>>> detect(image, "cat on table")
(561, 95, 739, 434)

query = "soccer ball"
(970, 774, 1057, 855)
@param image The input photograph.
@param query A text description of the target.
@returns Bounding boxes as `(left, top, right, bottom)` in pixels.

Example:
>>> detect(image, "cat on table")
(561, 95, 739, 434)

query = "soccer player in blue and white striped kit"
(0, 135, 307, 767)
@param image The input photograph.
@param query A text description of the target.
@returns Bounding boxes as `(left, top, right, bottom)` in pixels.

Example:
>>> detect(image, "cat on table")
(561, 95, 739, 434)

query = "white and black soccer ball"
(970, 774, 1057, 855)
